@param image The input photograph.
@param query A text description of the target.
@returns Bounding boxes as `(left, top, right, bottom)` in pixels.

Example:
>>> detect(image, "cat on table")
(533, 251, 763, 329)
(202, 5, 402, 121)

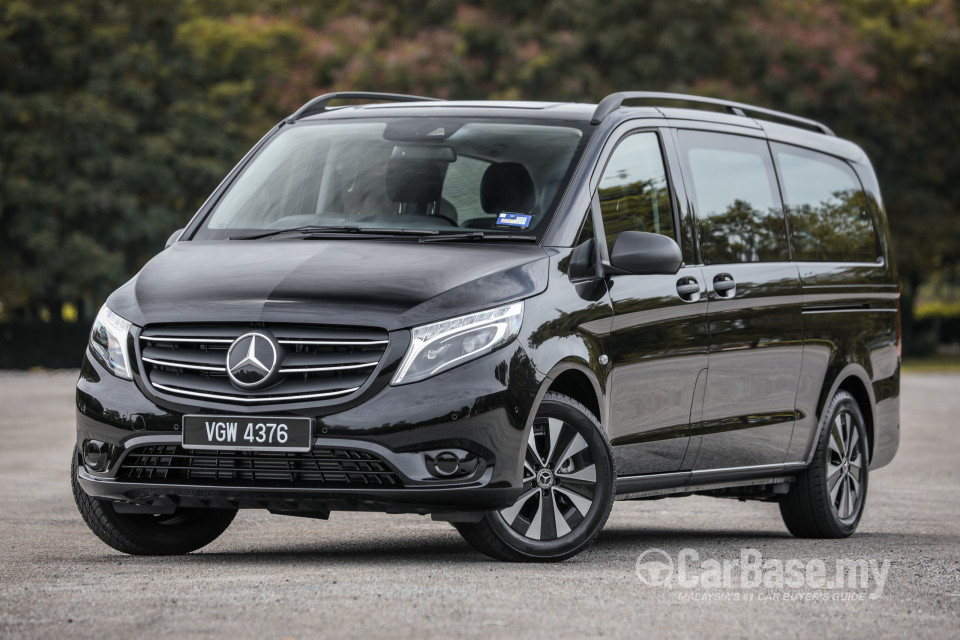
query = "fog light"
(435, 452, 460, 476)
(425, 450, 481, 479)
(83, 440, 110, 471)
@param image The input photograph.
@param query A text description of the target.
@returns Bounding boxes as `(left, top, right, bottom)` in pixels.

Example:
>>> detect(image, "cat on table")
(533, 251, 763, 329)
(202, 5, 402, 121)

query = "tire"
(779, 390, 869, 538)
(72, 452, 237, 555)
(455, 392, 615, 562)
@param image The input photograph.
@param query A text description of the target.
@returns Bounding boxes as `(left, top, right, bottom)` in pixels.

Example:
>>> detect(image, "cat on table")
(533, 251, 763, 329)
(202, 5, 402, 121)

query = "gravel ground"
(0, 370, 958, 639)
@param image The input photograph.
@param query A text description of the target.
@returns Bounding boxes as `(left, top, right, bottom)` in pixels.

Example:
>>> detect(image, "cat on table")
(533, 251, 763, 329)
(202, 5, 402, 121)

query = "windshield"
(192, 118, 587, 241)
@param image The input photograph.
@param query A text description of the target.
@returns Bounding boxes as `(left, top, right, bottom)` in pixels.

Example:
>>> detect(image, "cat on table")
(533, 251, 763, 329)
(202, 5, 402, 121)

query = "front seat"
(384, 156, 444, 216)
(463, 162, 536, 229)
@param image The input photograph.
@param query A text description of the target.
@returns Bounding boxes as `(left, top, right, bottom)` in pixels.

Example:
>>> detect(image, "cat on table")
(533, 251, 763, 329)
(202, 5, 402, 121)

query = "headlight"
(89, 305, 133, 380)
(392, 301, 523, 385)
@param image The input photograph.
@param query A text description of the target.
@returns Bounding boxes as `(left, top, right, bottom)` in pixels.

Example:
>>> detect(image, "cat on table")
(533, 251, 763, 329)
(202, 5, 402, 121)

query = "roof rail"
(286, 92, 443, 123)
(590, 91, 835, 136)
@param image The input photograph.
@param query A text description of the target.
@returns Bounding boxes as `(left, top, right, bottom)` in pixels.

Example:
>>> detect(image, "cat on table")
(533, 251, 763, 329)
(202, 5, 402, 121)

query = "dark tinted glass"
(568, 208, 598, 279)
(597, 132, 674, 254)
(679, 130, 788, 264)
(774, 143, 878, 262)
(194, 119, 586, 241)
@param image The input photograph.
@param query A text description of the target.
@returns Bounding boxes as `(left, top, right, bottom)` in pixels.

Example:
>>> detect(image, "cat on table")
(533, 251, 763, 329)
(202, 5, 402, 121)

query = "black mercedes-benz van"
(73, 91, 900, 561)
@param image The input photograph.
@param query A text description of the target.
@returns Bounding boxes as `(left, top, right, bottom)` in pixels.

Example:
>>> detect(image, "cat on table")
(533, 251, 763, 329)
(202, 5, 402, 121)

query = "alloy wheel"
(497, 416, 598, 541)
(826, 408, 865, 520)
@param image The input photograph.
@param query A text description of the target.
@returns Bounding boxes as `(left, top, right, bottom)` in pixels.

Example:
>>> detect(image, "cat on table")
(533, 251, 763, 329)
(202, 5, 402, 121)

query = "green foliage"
(723, 0, 960, 334)
(1, 0, 958, 346)
(788, 190, 878, 262)
(699, 201, 790, 265)
(916, 300, 960, 320)
(0, 0, 301, 320)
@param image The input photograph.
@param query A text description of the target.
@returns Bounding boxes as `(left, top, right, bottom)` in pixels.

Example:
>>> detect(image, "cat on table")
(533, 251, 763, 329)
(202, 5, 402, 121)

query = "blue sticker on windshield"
(496, 213, 533, 229)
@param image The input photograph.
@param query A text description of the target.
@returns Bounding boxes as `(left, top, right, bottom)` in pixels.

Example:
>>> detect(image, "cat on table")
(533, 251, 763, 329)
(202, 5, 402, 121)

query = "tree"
(0, 0, 307, 321)
(2, 0, 958, 356)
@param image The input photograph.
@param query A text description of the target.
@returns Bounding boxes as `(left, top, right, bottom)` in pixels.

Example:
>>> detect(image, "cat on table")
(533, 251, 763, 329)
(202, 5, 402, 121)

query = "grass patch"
(901, 354, 960, 373)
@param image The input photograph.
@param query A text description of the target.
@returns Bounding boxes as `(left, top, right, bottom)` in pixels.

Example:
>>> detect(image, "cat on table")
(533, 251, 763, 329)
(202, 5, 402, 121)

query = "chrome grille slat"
(140, 336, 235, 344)
(279, 362, 377, 374)
(138, 323, 388, 404)
(151, 383, 361, 403)
(142, 346, 226, 367)
(280, 351, 381, 368)
(148, 369, 369, 394)
(277, 339, 388, 346)
(142, 357, 226, 373)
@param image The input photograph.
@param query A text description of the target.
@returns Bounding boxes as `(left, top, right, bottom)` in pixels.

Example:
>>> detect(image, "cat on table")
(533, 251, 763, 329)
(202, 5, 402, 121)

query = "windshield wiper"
(231, 225, 439, 240)
(419, 231, 537, 243)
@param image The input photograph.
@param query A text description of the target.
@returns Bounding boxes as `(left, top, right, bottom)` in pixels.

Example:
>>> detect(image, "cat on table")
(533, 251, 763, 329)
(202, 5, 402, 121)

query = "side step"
(615, 476, 793, 501)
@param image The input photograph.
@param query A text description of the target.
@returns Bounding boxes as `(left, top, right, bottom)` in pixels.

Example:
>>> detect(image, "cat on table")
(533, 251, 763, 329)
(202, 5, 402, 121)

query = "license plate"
(182, 415, 313, 452)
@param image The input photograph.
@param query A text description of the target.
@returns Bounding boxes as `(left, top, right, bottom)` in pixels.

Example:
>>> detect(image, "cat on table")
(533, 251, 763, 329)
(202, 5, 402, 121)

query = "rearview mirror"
(609, 231, 682, 275)
(391, 145, 456, 163)
(165, 228, 184, 249)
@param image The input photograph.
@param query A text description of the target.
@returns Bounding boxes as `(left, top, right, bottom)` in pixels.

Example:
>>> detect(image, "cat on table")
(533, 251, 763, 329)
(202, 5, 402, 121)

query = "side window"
(773, 144, 879, 262)
(678, 130, 788, 264)
(597, 132, 674, 255)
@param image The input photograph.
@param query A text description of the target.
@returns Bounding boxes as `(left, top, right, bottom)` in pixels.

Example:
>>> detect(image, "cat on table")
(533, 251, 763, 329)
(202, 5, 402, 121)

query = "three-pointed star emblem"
(226, 332, 278, 388)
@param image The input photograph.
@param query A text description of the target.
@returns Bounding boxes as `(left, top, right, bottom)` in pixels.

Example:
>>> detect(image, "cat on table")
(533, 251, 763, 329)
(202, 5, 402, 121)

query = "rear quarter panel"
(786, 156, 900, 469)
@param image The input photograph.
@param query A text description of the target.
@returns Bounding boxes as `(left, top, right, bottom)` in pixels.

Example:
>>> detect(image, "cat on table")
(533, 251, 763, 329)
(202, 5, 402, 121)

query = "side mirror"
(609, 230, 682, 275)
(165, 228, 184, 249)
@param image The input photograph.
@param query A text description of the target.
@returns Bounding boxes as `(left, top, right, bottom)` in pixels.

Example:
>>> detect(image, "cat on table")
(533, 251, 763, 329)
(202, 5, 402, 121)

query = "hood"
(108, 239, 549, 331)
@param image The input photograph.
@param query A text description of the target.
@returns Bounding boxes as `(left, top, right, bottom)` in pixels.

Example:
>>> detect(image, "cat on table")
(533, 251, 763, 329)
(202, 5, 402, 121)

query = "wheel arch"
(526, 359, 606, 433)
(546, 367, 603, 425)
(507, 359, 606, 494)
(812, 363, 877, 464)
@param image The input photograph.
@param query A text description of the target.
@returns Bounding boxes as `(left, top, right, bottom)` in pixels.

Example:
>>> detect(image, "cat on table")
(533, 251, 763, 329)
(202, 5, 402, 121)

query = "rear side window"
(678, 130, 788, 264)
(773, 144, 879, 262)
(597, 132, 675, 254)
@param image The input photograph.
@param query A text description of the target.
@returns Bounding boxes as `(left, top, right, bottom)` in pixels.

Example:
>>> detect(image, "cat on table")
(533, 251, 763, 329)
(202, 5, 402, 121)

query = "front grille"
(138, 323, 388, 404)
(117, 445, 401, 488)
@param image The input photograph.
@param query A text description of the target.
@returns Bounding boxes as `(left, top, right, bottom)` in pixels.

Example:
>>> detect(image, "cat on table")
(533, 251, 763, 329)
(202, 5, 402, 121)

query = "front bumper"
(76, 465, 521, 515)
(75, 340, 541, 514)
(74, 431, 522, 514)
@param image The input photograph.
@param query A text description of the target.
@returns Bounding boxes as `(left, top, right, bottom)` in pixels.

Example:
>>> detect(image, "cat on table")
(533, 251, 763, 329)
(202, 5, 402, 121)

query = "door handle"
(712, 273, 736, 298)
(676, 277, 701, 302)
